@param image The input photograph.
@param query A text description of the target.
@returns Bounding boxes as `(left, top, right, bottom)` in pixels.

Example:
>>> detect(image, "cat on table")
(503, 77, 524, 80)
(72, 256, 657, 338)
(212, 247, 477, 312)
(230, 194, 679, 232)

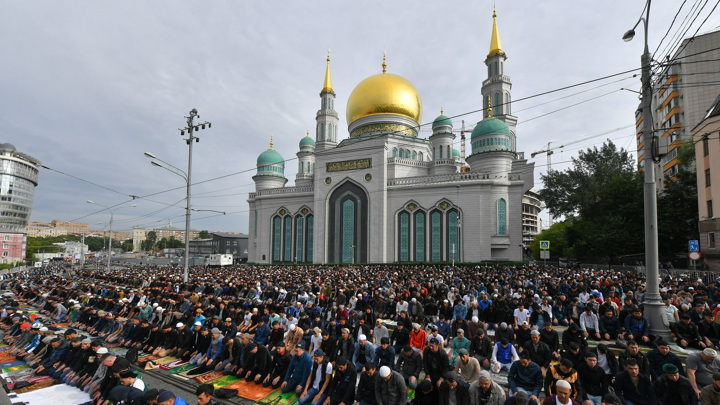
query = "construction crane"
(530, 142, 563, 173)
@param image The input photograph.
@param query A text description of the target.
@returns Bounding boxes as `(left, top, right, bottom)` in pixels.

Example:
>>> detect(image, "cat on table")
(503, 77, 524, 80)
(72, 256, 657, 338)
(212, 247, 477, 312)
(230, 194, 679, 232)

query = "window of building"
(709, 200, 714, 218)
(710, 232, 717, 249)
(1, 252, 7, 257)
(495, 93, 502, 115)
(2, 244, 7, 249)
(392, 148, 397, 158)
(704, 136, 710, 156)
(418, 152, 423, 161)
(497, 199, 507, 236)
(3, 236, 8, 241)
(707, 169, 712, 187)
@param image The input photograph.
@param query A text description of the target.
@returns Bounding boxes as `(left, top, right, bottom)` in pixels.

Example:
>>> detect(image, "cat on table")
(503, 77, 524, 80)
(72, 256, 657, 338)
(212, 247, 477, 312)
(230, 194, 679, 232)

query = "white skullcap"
(556, 380, 571, 390)
(96, 347, 108, 354)
(359, 334, 367, 341)
(289, 324, 296, 331)
(379, 366, 391, 378)
(176, 322, 184, 328)
(152, 303, 158, 307)
(472, 316, 479, 323)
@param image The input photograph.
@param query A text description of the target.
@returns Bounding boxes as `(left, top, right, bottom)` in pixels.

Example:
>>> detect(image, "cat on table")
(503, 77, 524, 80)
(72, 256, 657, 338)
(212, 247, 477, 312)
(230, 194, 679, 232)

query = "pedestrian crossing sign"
(540, 241, 550, 250)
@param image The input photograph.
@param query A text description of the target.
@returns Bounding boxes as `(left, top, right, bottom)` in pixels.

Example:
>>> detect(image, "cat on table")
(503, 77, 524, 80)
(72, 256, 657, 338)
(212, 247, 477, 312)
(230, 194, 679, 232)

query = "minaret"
(296, 130, 316, 187)
(316, 50, 340, 152)
(430, 107, 457, 175)
(253, 135, 288, 191)
(481, 8, 518, 150)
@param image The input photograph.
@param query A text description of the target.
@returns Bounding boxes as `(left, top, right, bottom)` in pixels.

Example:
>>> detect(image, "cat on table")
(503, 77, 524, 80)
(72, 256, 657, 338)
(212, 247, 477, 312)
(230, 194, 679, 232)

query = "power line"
(653, 0, 689, 60)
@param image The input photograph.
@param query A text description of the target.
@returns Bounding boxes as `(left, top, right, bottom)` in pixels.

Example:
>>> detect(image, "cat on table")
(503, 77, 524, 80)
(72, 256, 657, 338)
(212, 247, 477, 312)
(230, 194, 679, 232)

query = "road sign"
(540, 250, 550, 259)
(689, 240, 699, 252)
(540, 241, 550, 250)
(689, 251, 702, 260)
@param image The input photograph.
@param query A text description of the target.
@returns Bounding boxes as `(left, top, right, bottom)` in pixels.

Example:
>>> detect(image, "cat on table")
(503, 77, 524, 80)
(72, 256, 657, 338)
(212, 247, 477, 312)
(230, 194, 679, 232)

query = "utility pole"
(178, 109, 212, 283)
(460, 120, 467, 172)
(531, 142, 561, 226)
(623, 0, 670, 340)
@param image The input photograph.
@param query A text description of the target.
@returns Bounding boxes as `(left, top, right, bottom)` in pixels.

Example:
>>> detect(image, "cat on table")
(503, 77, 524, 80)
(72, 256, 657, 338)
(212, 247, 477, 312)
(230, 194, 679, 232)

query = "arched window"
(322, 98, 326, 110)
(500, 60, 503, 75)
(320, 124, 325, 141)
(398, 211, 410, 262)
(328, 124, 332, 141)
(412, 151, 417, 160)
(505, 92, 510, 115)
(283, 216, 292, 261)
(414, 210, 425, 262)
(305, 215, 314, 263)
(398, 149, 403, 159)
(439, 147, 443, 159)
(295, 216, 304, 262)
(392, 148, 397, 158)
(447, 209, 460, 262)
(495, 93, 502, 115)
(497, 199, 507, 236)
(419, 152, 423, 161)
(430, 210, 442, 262)
(494, 61, 498, 76)
(307, 162, 311, 173)
(272, 216, 282, 262)
(447, 145, 451, 159)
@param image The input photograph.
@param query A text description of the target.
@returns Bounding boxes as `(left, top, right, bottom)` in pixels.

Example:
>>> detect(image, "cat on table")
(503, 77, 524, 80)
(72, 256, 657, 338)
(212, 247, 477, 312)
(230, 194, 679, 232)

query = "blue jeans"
(189, 353, 204, 365)
(298, 387, 326, 405)
(586, 394, 602, 405)
(399, 370, 418, 389)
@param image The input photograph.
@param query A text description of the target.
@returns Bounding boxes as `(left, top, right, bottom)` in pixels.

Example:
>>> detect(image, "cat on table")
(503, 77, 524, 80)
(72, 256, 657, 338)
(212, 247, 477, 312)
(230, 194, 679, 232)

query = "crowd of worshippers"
(2, 264, 720, 405)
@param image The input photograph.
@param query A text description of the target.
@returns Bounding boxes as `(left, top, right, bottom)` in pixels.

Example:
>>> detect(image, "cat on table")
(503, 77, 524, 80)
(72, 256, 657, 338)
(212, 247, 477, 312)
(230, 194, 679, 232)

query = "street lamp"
(87, 200, 136, 274)
(146, 108, 212, 284)
(623, 0, 670, 340)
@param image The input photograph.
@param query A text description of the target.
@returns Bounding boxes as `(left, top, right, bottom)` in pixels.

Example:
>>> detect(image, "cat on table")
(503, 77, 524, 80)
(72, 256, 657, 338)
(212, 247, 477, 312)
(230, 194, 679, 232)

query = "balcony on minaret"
(483, 75, 512, 87)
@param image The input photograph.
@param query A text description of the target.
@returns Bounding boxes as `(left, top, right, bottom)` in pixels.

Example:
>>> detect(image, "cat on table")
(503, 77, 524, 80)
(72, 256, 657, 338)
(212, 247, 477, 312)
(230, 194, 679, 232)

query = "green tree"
(121, 240, 134, 252)
(658, 139, 699, 256)
(540, 141, 636, 218)
(539, 141, 644, 262)
(530, 221, 572, 259)
(146, 231, 157, 251)
(198, 230, 210, 239)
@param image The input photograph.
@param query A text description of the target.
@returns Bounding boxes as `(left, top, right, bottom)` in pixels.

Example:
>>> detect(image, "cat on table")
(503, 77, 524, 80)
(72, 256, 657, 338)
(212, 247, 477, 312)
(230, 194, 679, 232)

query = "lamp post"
(145, 107, 211, 284)
(87, 201, 136, 274)
(623, 0, 670, 340)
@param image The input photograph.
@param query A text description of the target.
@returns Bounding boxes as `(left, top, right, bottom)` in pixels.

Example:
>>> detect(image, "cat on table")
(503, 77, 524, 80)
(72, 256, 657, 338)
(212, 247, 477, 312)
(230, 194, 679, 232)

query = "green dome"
(452, 148, 460, 157)
(433, 114, 452, 128)
(299, 136, 316, 148)
(470, 118, 510, 140)
(257, 149, 285, 167)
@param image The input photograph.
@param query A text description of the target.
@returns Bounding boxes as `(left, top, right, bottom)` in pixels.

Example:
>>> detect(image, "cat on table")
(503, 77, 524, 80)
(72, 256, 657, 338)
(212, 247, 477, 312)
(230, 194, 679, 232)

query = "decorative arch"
(327, 180, 369, 263)
(392, 148, 397, 157)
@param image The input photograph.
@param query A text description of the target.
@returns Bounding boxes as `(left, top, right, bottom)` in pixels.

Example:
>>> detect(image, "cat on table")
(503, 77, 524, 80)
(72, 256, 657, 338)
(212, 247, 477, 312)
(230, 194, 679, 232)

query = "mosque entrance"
(327, 181, 368, 263)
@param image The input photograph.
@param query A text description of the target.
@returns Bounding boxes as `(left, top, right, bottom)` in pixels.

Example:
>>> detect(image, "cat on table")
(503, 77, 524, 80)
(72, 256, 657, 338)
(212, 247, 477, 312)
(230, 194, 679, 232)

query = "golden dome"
(346, 72, 422, 125)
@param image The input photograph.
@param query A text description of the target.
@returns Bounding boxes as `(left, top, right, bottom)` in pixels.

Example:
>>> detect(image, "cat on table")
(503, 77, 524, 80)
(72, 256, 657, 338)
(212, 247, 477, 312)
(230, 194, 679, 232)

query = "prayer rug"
(250, 388, 297, 405)
(209, 375, 239, 389)
(153, 356, 178, 365)
(168, 363, 197, 374)
(193, 370, 224, 383)
(159, 359, 187, 370)
(137, 354, 160, 363)
(15, 382, 91, 405)
(14, 377, 55, 393)
(0, 360, 23, 368)
(3, 364, 28, 373)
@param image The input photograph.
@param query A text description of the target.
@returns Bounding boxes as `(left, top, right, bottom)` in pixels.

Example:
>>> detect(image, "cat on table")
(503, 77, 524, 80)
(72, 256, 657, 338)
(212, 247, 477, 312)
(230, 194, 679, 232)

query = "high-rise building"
(0, 143, 40, 264)
(693, 93, 720, 271)
(635, 30, 720, 189)
(522, 189, 542, 248)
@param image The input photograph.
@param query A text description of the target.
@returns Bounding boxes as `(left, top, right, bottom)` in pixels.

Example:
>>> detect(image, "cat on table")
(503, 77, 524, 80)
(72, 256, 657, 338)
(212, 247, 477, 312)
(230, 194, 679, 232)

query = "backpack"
(126, 347, 139, 364)
(214, 388, 238, 399)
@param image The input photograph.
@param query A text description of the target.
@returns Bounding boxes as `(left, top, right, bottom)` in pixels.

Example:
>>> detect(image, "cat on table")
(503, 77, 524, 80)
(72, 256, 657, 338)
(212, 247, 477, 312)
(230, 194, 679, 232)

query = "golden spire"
(306, 129, 310, 137)
(382, 50, 387, 74)
(441, 107, 444, 115)
(322, 48, 334, 94)
(488, 7, 504, 58)
(270, 134, 274, 150)
(487, 97, 492, 118)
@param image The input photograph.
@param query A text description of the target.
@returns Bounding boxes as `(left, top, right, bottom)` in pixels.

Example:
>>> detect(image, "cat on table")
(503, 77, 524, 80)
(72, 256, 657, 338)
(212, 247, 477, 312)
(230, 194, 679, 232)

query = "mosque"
(247, 11, 535, 264)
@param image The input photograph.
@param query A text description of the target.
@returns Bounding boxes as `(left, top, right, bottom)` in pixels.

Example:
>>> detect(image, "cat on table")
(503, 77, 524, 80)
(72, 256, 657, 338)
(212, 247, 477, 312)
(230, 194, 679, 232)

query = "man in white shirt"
(579, 307, 601, 340)
(514, 303, 530, 329)
(663, 296, 680, 324)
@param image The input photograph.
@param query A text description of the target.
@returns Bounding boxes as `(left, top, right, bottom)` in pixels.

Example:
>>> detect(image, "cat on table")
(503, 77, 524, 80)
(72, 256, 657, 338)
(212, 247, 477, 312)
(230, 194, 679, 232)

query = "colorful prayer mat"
(168, 363, 197, 374)
(250, 388, 297, 405)
(153, 356, 178, 365)
(0, 360, 24, 368)
(7, 368, 34, 379)
(137, 354, 160, 363)
(3, 364, 28, 372)
(108, 347, 128, 357)
(210, 375, 239, 389)
(194, 370, 224, 383)
(0, 346, 11, 352)
(159, 359, 187, 370)
(13, 377, 55, 393)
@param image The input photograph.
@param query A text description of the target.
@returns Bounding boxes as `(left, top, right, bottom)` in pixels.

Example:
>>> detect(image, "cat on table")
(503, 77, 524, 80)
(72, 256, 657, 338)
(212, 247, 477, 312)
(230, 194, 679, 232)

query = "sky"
(3, 1, 720, 235)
